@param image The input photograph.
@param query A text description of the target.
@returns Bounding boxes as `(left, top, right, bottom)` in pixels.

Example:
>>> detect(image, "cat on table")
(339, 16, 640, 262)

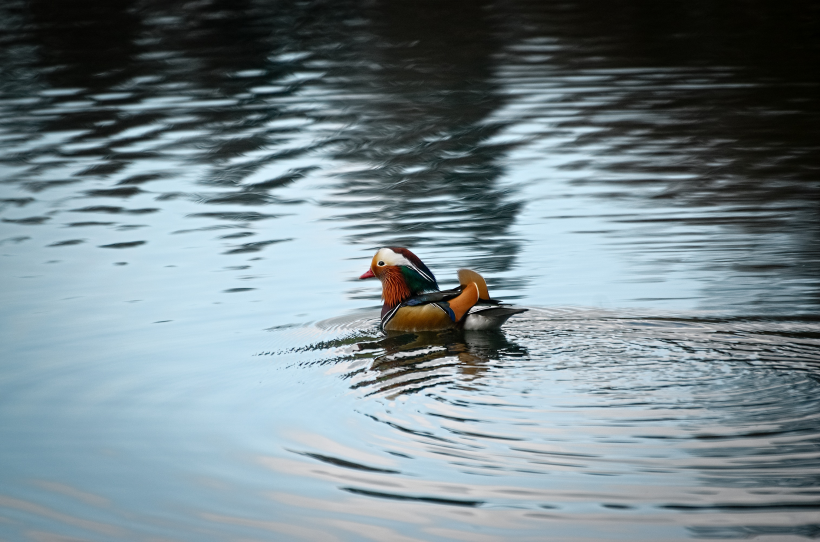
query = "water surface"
(1, 1, 819, 540)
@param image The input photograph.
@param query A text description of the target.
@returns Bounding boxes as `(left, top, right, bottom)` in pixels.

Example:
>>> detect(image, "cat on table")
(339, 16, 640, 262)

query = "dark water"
(1, 1, 819, 540)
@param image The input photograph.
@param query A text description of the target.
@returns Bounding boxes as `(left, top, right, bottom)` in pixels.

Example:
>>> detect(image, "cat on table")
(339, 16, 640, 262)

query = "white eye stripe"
(375, 248, 405, 266)
(374, 248, 435, 283)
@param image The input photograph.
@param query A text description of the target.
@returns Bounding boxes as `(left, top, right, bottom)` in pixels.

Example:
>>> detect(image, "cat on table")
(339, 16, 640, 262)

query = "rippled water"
(1, 0, 819, 540)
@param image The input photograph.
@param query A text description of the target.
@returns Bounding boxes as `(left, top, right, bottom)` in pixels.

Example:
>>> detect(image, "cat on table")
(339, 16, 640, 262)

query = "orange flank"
(384, 304, 455, 332)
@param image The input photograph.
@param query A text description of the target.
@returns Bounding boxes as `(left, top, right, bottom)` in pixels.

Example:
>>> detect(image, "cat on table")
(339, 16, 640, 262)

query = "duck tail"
(457, 269, 490, 300)
(463, 306, 528, 331)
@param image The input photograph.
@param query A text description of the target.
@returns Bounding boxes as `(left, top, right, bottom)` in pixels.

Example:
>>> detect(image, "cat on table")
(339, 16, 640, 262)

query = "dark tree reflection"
(318, 0, 524, 276)
(0, 0, 818, 302)
(28, 0, 140, 91)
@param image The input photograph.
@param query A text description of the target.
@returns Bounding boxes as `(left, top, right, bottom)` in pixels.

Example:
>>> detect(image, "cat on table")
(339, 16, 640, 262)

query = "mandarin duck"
(359, 247, 526, 332)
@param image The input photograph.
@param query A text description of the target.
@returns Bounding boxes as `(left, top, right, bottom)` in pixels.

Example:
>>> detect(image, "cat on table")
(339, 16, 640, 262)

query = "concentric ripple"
(261, 309, 820, 540)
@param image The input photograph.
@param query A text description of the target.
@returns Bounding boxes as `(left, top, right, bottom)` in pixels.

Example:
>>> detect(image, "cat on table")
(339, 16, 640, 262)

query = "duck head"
(359, 247, 440, 307)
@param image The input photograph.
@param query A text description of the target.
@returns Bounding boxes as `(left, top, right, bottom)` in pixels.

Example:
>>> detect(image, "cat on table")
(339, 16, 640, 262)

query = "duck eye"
(377, 261, 385, 266)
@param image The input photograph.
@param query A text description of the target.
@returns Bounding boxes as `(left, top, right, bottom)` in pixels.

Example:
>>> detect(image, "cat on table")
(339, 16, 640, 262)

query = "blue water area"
(1, 0, 819, 540)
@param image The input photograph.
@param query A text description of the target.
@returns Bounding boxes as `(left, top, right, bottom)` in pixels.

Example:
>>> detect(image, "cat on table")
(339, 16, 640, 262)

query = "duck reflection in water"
(351, 328, 527, 398)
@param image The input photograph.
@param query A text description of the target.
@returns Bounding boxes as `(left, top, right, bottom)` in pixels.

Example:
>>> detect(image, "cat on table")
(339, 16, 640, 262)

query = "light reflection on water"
(1, 0, 819, 540)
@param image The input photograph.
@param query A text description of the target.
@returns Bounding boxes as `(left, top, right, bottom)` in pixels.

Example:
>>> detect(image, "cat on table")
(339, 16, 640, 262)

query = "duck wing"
(382, 284, 481, 330)
(402, 290, 448, 304)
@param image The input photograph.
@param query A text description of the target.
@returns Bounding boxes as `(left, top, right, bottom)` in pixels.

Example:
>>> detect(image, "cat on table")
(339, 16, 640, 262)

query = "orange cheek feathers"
(380, 267, 411, 308)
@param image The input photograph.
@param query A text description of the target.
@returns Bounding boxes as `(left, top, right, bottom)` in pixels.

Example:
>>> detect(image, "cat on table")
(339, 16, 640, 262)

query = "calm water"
(1, 1, 820, 540)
